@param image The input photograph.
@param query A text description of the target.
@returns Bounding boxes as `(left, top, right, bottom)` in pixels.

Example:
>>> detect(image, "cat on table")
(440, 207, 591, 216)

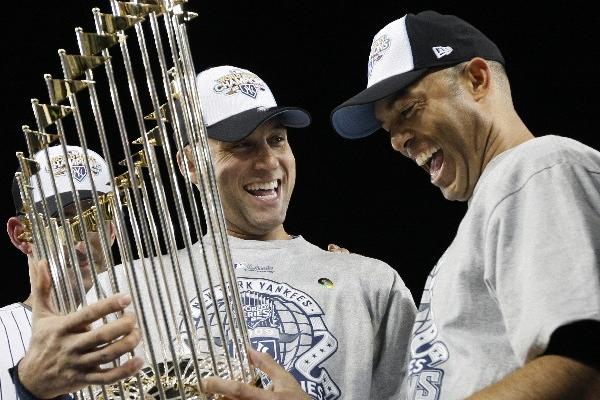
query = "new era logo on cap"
(432, 46, 453, 59)
(331, 10, 505, 139)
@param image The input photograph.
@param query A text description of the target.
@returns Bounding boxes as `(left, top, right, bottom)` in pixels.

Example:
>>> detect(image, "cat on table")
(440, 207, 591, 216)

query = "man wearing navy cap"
(99, 66, 416, 400)
(332, 10, 600, 399)
(181, 66, 415, 400)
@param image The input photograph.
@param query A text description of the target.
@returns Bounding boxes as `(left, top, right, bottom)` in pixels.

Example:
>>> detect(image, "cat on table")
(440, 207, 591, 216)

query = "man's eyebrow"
(271, 128, 287, 135)
(374, 92, 402, 125)
(386, 91, 408, 107)
(222, 139, 248, 148)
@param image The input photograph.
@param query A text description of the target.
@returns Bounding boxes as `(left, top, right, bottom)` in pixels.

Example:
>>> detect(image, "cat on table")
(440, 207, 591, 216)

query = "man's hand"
(202, 349, 310, 400)
(19, 260, 143, 399)
(327, 244, 350, 254)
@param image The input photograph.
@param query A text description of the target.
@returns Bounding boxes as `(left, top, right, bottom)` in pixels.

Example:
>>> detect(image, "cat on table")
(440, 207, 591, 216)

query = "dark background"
(1, 1, 598, 305)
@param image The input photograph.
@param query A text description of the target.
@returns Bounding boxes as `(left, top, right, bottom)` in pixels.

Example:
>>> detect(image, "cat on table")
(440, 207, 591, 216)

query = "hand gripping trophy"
(13, 1, 258, 398)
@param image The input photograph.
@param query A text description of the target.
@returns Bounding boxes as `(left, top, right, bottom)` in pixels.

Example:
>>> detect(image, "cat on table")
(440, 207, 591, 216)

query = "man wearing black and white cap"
(332, 10, 600, 399)
(2, 145, 142, 400)
(126, 65, 415, 399)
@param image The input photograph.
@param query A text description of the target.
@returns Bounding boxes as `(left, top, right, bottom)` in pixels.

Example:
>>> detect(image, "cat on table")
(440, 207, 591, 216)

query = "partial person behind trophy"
(2, 145, 142, 400)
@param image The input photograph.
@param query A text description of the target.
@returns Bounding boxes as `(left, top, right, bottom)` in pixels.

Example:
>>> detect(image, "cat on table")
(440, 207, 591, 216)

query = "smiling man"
(208, 117, 294, 240)
(174, 65, 416, 399)
(332, 10, 600, 400)
(90, 66, 414, 400)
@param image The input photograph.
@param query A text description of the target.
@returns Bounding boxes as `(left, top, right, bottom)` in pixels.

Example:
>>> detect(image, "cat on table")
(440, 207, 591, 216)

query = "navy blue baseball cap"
(183, 66, 311, 144)
(331, 11, 504, 139)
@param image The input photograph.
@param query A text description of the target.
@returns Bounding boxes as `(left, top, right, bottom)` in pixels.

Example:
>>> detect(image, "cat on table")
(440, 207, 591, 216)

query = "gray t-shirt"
(405, 135, 600, 399)
(100, 235, 416, 400)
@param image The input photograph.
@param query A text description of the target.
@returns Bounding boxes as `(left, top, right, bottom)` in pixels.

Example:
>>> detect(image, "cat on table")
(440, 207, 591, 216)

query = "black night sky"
(0, 1, 598, 305)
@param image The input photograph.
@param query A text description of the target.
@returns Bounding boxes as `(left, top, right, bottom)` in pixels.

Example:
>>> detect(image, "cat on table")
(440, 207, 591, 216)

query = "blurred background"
(1, 0, 598, 304)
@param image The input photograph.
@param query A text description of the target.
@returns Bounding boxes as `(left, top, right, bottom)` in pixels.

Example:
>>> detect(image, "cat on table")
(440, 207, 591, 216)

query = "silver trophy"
(14, 1, 257, 398)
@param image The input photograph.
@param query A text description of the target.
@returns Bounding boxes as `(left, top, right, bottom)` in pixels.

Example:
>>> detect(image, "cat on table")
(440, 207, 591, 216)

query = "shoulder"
(0, 304, 31, 343)
(473, 136, 600, 205)
(0, 303, 28, 316)
(501, 135, 598, 174)
(495, 135, 597, 176)
(299, 238, 410, 291)
(517, 135, 598, 166)
(301, 237, 393, 268)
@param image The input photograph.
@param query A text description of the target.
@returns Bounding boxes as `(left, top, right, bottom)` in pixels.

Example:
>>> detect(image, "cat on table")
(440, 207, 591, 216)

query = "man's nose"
(254, 145, 278, 170)
(73, 240, 86, 253)
(390, 130, 414, 156)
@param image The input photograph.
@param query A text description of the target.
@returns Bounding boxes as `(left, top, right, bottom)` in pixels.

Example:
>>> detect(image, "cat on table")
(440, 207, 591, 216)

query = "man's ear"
(463, 57, 491, 101)
(7, 217, 33, 255)
(176, 146, 198, 185)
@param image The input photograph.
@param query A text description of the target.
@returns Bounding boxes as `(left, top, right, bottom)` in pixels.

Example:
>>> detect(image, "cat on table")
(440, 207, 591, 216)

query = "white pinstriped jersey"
(0, 303, 32, 400)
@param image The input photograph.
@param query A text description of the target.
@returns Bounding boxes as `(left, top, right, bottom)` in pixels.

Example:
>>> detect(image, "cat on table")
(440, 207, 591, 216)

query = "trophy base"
(85, 356, 258, 400)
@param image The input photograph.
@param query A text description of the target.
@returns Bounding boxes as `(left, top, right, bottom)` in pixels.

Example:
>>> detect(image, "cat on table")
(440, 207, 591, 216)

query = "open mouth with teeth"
(416, 147, 444, 179)
(243, 179, 281, 200)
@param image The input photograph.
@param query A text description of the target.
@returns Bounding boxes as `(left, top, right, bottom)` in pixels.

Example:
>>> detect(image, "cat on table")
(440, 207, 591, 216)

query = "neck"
(227, 224, 291, 241)
(23, 257, 36, 308)
(481, 110, 535, 172)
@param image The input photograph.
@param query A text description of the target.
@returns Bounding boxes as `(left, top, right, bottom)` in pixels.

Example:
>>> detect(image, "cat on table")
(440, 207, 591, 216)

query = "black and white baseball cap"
(331, 10, 504, 139)
(194, 66, 311, 142)
(12, 145, 111, 217)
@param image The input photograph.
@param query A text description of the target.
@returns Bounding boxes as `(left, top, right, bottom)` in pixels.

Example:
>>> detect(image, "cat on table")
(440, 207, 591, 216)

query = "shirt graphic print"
(177, 273, 340, 400)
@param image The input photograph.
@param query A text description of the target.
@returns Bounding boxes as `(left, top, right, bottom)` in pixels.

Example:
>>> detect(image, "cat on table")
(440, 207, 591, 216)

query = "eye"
(400, 103, 416, 118)
(269, 133, 287, 146)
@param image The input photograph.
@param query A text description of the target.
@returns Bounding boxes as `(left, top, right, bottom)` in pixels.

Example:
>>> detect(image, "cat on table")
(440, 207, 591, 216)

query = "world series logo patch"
(213, 70, 267, 99)
(47, 150, 103, 182)
(368, 34, 391, 78)
(177, 275, 341, 400)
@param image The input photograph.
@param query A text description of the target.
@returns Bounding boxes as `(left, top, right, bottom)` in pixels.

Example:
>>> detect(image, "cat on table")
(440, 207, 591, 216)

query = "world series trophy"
(13, 1, 258, 399)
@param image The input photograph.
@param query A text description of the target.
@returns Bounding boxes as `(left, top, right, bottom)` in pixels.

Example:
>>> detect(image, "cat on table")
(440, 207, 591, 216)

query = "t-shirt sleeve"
(370, 269, 417, 399)
(484, 162, 600, 364)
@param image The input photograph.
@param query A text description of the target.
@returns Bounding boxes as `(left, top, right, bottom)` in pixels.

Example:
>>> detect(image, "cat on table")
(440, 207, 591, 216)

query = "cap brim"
(331, 68, 428, 139)
(206, 106, 311, 142)
(34, 190, 103, 217)
(12, 172, 106, 217)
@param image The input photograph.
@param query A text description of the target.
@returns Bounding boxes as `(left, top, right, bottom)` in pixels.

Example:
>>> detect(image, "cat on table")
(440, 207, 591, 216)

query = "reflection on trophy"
(13, 0, 257, 398)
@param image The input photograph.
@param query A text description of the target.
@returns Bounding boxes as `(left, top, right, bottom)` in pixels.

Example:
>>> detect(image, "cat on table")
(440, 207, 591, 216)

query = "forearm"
(467, 355, 600, 400)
